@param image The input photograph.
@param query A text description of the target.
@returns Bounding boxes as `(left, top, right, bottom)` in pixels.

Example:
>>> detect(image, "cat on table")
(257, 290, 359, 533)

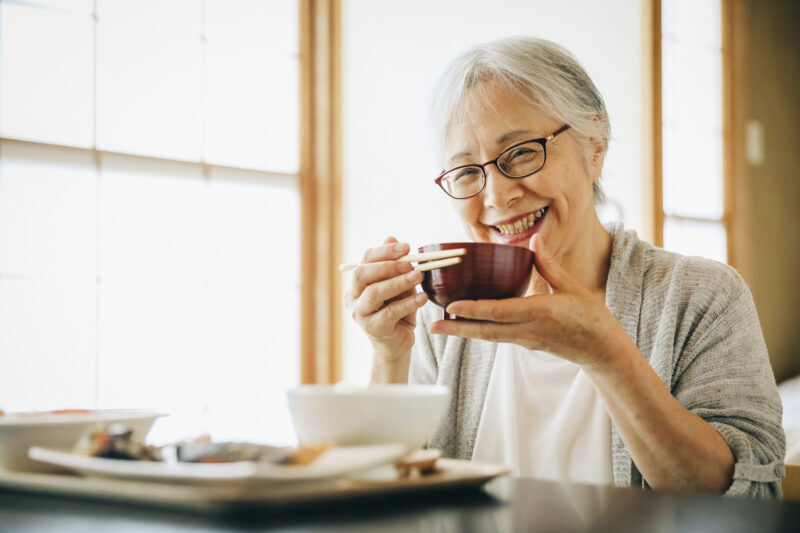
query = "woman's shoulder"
(607, 224, 769, 329)
(607, 221, 747, 302)
(646, 245, 745, 298)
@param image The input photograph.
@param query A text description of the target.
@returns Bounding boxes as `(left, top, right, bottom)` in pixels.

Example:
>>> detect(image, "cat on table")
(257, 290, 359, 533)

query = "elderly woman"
(345, 37, 784, 497)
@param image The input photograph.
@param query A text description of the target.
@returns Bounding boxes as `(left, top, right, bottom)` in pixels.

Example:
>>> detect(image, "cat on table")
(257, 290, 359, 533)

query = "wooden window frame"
(722, 0, 744, 268)
(652, 0, 733, 261)
(299, 0, 342, 384)
(0, 1, 340, 397)
(2, 2, 316, 393)
(652, 0, 664, 247)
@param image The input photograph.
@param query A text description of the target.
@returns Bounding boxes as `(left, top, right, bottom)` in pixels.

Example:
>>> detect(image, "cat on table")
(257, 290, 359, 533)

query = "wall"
(340, 0, 652, 383)
(729, 0, 800, 383)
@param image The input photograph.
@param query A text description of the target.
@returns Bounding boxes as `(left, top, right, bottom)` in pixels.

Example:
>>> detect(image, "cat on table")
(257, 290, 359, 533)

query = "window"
(659, 0, 727, 262)
(0, 0, 301, 445)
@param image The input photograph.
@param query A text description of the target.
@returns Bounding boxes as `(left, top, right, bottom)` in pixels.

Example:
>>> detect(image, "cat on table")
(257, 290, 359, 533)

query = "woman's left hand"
(428, 234, 630, 369)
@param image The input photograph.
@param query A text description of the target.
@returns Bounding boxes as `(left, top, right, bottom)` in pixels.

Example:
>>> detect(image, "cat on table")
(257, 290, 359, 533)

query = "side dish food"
(73, 424, 162, 461)
(72, 423, 330, 466)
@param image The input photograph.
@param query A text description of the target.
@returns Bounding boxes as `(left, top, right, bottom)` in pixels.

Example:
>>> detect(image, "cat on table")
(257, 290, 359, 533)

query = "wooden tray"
(0, 459, 508, 513)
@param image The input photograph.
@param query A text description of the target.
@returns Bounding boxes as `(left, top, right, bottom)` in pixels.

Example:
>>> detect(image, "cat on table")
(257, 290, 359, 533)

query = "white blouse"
(471, 342, 613, 485)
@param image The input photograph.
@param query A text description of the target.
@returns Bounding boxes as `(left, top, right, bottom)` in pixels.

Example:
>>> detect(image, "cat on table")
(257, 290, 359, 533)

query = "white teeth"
(493, 207, 548, 236)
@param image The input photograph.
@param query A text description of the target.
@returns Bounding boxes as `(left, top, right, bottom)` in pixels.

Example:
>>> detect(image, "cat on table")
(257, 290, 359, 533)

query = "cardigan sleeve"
(408, 303, 440, 385)
(671, 272, 785, 498)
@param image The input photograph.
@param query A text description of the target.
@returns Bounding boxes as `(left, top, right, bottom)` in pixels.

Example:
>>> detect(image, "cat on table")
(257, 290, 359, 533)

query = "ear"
(589, 139, 605, 183)
(582, 114, 605, 183)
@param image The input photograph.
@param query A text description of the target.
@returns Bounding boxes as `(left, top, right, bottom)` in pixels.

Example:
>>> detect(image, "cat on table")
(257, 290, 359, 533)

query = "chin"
(464, 227, 492, 243)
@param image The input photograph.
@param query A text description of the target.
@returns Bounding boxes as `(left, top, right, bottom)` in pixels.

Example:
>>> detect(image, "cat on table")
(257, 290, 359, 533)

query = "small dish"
(287, 384, 450, 450)
(0, 409, 164, 473)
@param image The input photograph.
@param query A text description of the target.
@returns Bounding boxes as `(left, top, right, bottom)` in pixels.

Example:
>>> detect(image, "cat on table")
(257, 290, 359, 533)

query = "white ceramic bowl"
(286, 384, 450, 450)
(0, 409, 164, 473)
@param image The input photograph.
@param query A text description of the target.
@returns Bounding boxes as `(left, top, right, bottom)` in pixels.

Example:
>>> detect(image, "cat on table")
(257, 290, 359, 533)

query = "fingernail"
(415, 292, 427, 303)
(396, 261, 412, 273)
(407, 271, 421, 282)
(394, 243, 408, 253)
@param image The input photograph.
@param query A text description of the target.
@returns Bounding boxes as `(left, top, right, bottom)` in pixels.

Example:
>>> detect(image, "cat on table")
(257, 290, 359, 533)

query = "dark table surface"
(2, 476, 800, 533)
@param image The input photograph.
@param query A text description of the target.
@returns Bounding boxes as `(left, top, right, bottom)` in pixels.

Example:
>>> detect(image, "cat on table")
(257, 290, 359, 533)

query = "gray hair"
(431, 36, 609, 205)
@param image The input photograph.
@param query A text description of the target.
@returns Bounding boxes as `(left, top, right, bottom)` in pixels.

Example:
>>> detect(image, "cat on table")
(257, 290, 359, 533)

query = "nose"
(481, 164, 523, 210)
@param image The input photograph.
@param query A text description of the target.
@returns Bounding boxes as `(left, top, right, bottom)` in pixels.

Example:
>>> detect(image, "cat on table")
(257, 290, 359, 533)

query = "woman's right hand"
(344, 236, 428, 363)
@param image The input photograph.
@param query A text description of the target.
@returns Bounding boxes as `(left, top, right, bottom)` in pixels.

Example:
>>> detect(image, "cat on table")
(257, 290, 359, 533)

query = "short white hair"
(431, 36, 609, 205)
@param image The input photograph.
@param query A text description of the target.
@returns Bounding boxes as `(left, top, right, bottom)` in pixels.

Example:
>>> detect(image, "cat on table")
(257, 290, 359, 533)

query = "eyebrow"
(447, 130, 540, 166)
(447, 150, 472, 166)
(495, 130, 536, 145)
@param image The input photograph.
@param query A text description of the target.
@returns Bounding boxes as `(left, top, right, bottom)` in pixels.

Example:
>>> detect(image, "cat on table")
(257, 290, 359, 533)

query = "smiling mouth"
(492, 207, 549, 236)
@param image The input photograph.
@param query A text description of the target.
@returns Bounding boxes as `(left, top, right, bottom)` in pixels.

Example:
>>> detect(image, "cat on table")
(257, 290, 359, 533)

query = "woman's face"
(442, 84, 603, 263)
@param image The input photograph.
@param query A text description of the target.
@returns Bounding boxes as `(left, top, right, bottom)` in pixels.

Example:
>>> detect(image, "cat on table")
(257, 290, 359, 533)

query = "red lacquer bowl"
(418, 242, 535, 320)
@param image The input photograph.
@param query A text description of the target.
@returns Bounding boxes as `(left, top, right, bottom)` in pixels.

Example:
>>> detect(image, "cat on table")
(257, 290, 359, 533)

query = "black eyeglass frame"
(434, 124, 571, 199)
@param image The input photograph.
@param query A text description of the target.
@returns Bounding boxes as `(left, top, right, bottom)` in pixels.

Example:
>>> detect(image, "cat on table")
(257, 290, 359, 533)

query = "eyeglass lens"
(439, 141, 545, 198)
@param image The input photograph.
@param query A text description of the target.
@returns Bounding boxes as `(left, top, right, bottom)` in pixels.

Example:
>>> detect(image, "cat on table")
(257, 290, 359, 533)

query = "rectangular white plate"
(28, 443, 409, 484)
(0, 459, 508, 512)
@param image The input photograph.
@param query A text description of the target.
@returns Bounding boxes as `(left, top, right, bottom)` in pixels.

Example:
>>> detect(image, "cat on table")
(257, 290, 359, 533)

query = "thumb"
(531, 234, 575, 293)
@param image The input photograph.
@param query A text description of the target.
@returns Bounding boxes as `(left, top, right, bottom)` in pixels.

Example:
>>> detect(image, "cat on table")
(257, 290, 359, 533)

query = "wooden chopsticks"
(339, 248, 466, 272)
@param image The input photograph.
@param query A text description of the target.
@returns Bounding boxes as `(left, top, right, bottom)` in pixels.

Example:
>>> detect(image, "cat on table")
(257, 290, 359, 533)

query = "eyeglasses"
(434, 124, 571, 199)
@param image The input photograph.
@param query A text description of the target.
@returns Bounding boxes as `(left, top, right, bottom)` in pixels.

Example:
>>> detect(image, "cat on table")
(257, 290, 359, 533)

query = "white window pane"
(205, 0, 298, 54)
(97, 155, 209, 411)
(0, 143, 97, 280)
(0, 143, 97, 411)
(97, 158, 300, 444)
(662, 128, 723, 219)
(201, 167, 300, 443)
(663, 0, 721, 47)
(204, 1, 299, 173)
(0, 278, 96, 411)
(0, 4, 94, 147)
(663, 218, 727, 263)
(96, 0, 202, 161)
(26, 0, 94, 13)
(662, 41, 721, 134)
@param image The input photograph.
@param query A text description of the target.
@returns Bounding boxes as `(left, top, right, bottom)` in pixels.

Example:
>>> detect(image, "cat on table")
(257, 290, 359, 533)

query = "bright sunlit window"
(0, 0, 300, 445)
(661, 0, 726, 262)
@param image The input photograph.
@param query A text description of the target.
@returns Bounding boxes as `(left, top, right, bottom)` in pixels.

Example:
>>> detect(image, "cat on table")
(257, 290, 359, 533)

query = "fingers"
(361, 240, 410, 265)
(428, 319, 522, 343)
(344, 237, 427, 346)
(353, 269, 423, 317)
(350, 259, 414, 300)
(364, 292, 428, 338)
(444, 295, 556, 323)
(347, 237, 414, 301)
